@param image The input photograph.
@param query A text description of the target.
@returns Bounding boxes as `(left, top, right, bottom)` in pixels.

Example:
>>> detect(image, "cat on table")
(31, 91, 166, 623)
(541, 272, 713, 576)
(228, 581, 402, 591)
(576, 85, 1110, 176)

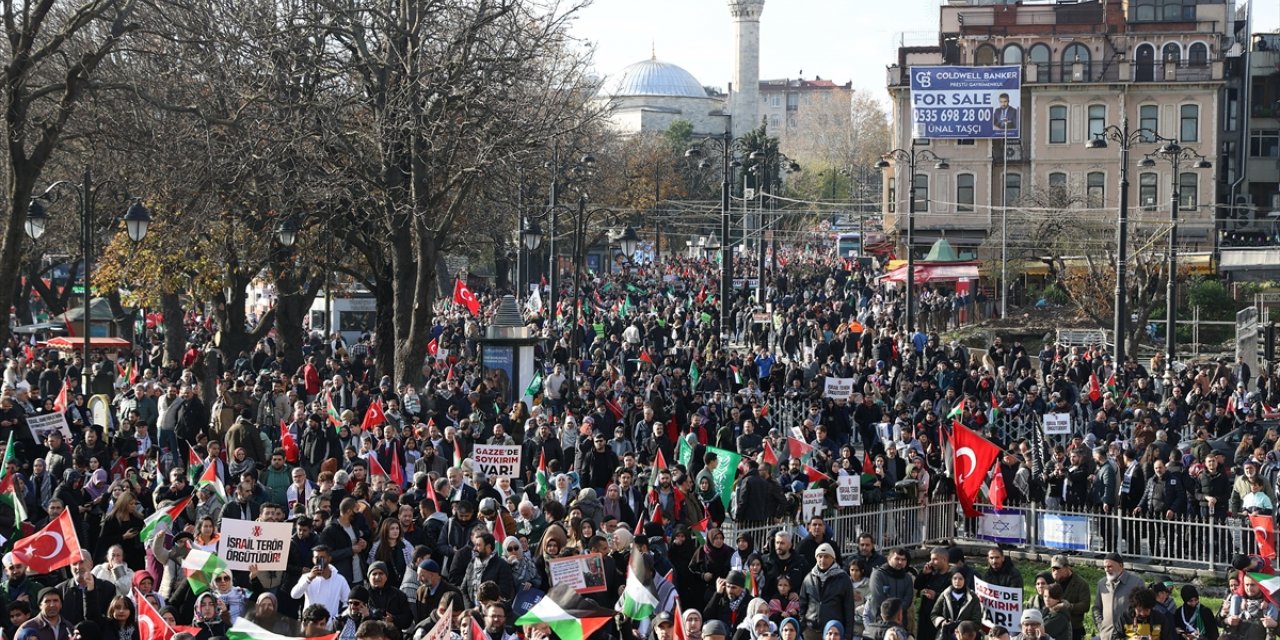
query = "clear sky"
(572, 0, 1280, 99)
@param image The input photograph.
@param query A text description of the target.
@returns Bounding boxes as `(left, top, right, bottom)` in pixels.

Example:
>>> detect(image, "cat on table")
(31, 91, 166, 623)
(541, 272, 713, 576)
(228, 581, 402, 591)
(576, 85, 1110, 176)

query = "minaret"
(728, 0, 764, 140)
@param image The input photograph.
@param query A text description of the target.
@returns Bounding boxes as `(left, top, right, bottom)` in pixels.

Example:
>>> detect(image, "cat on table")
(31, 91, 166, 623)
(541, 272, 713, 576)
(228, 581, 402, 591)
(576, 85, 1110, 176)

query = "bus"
(835, 232, 862, 258)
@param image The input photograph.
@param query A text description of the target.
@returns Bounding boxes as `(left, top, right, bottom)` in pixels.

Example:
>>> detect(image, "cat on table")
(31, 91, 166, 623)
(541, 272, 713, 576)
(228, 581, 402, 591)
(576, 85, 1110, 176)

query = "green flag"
(706, 445, 742, 510)
(0, 439, 15, 479)
(626, 284, 641, 293)
(592, 322, 604, 335)
(620, 296, 632, 318)
(690, 361, 700, 389)
(524, 370, 543, 398)
(700, 312, 712, 325)
(677, 436, 692, 467)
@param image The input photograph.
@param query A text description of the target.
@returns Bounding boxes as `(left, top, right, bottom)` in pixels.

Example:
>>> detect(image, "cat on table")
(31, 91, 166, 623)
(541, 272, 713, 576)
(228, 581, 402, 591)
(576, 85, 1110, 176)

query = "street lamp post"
(24, 167, 151, 392)
(1139, 142, 1211, 362)
(875, 144, 948, 333)
(686, 130, 743, 345)
(1086, 116, 1157, 369)
(536, 152, 595, 319)
(748, 150, 800, 302)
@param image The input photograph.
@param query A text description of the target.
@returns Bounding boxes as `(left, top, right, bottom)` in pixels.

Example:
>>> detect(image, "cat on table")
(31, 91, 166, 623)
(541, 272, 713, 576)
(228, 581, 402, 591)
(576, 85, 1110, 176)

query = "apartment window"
(1004, 174, 1022, 205)
(1139, 172, 1159, 210)
(1133, 0, 1156, 20)
(1063, 43, 1091, 81)
(771, 95, 781, 107)
(957, 174, 975, 212)
(1180, 104, 1199, 142)
(1163, 43, 1182, 64)
(1088, 105, 1107, 140)
(1049, 106, 1067, 144)
(1140, 105, 1159, 142)
(957, 139, 976, 146)
(1029, 44, 1051, 81)
(1250, 130, 1279, 157)
(912, 174, 929, 212)
(888, 177, 896, 214)
(1179, 172, 1198, 209)
(787, 117, 797, 128)
(1002, 45, 1023, 65)
(770, 114, 781, 127)
(975, 45, 997, 66)
(786, 93, 799, 110)
(1087, 171, 1106, 208)
(1188, 42, 1208, 66)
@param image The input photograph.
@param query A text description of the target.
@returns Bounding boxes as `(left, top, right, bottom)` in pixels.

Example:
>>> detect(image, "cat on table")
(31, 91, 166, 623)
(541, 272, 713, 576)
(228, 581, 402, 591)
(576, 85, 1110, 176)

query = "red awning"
(44, 337, 132, 352)
(881, 262, 981, 284)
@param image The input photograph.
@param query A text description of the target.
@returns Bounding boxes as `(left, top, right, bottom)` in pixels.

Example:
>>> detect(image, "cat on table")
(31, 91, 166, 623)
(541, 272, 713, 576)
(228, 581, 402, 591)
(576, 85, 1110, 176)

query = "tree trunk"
(0, 171, 40, 345)
(391, 218, 437, 388)
(12, 277, 32, 326)
(272, 253, 322, 372)
(372, 270, 396, 385)
(161, 292, 186, 366)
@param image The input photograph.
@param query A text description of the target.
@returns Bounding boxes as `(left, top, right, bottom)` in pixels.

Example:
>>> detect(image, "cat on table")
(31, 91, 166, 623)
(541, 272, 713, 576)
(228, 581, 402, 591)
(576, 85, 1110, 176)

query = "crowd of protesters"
(0, 249, 1278, 640)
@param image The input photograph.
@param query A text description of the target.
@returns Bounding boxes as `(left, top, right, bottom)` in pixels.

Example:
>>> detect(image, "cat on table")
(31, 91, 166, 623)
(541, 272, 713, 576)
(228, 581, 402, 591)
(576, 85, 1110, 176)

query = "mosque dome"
(611, 58, 708, 98)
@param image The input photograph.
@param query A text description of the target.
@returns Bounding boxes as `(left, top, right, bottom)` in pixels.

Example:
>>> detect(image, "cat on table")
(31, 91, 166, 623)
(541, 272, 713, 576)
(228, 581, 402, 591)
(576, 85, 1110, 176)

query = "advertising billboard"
(910, 66, 1021, 139)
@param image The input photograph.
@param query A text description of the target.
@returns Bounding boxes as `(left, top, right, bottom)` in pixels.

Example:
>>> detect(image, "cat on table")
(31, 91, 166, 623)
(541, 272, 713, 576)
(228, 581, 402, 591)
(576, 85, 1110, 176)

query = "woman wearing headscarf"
(550, 474, 574, 507)
(729, 602, 772, 640)
(684, 609, 706, 640)
(191, 591, 230, 640)
(668, 526, 704, 611)
(574, 488, 604, 527)
(600, 484, 636, 526)
(502, 537, 539, 592)
(691, 528, 734, 606)
(778, 618, 800, 640)
(822, 621, 845, 640)
(931, 571, 982, 640)
(729, 534, 755, 573)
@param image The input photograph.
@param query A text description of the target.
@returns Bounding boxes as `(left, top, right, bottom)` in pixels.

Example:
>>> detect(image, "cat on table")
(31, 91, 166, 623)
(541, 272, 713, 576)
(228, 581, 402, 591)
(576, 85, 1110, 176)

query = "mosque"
(602, 0, 765, 140)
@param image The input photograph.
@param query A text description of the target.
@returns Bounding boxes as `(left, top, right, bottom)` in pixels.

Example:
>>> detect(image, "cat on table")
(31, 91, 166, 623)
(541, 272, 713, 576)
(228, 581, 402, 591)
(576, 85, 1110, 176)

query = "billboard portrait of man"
(992, 93, 1018, 131)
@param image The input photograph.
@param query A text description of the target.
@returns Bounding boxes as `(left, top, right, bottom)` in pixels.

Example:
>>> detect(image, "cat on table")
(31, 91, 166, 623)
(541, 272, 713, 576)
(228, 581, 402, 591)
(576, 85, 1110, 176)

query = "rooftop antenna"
(651, 40, 656, 61)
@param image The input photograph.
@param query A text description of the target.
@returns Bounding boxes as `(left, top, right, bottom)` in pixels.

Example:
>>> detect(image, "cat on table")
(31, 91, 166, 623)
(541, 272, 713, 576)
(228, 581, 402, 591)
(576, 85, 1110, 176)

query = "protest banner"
(823, 377, 855, 399)
(802, 489, 825, 519)
(217, 519, 293, 570)
(26, 412, 72, 442)
(837, 475, 862, 507)
(1038, 513, 1090, 550)
(1042, 413, 1071, 435)
(974, 577, 1023, 628)
(473, 445, 522, 479)
(547, 553, 607, 594)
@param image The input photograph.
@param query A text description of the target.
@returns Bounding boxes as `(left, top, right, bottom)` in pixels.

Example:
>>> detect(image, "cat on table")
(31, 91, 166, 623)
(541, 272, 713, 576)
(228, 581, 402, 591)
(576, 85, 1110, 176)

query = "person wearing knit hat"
(1174, 585, 1218, 640)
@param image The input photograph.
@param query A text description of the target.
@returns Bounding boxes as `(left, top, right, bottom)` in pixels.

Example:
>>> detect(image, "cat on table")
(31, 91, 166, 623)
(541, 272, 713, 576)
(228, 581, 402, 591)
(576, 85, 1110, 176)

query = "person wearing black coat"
(434, 503, 481, 577)
(579, 437, 619, 493)
(914, 549, 953, 640)
(319, 497, 370, 587)
(57, 551, 118, 626)
(732, 461, 771, 526)
(460, 531, 515, 607)
(363, 561, 413, 631)
(299, 415, 342, 480)
(798, 544, 857, 638)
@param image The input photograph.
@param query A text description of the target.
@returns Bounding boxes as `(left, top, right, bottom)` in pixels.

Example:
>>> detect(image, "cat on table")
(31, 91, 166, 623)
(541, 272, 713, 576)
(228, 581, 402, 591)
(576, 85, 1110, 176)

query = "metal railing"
(722, 497, 959, 557)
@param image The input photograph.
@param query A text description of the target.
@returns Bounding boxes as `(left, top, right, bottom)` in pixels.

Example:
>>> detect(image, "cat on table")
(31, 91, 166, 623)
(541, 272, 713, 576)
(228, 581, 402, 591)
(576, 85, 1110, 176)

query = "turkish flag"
(951, 421, 1002, 518)
(13, 508, 81, 574)
(280, 421, 299, 464)
(362, 398, 387, 431)
(453, 279, 480, 316)
(53, 381, 68, 414)
(1088, 372, 1102, 403)
(762, 440, 778, 466)
(427, 338, 439, 357)
(367, 454, 388, 479)
(989, 468, 1008, 512)
(134, 587, 174, 640)
(391, 454, 406, 489)
(1254, 514, 1276, 562)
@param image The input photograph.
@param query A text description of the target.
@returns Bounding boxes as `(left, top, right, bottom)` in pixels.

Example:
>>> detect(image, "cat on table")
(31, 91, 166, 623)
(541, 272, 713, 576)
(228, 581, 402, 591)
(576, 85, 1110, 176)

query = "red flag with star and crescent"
(1254, 514, 1277, 562)
(134, 587, 175, 640)
(391, 453, 406, 489)
(280, 420, 299, 464)
(951, 421, 1002, 518)
(361, 398, 387, 431)
(367, 455, 389, 479)
(13, 508, 81, 574)
(453, 279, 480, 316)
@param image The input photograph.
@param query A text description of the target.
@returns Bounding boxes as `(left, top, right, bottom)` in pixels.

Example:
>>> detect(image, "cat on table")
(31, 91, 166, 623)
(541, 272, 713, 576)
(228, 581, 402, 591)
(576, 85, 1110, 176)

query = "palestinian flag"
(140, 495, 192, 542)
(729, 365, 742, 385)
(535, 450, 549, 497)
(452, 441, 462, 468)
(1105, 373, 1119, 396)
(186, 448, 202, 484)
(745, 570, 760, 597)
(0, 473, 25, 539)
(516, 584, 615, 640)
(493, 513, 508, 545)
(228, 618, 336, 640)
(947, 402, 965, 419)
(1247, 573, 1280, 604)
(803, 463, 830, 484)
(988, 391, 1001, 423)
(196, 462, 226, 501)
(762, 439, 778, 466)
(619, 550, 659, 620)
(639, 351, 654, 365)
(0, 439, 14, 479)
(182, 549, 228, 595)
(649, 449, 668, 490)
(786, 437, 814, 460)
(326, 393, 342, 429)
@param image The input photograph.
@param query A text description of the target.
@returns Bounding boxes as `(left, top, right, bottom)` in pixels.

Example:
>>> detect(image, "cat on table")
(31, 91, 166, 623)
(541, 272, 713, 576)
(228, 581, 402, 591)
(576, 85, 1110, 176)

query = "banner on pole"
(1042, 413, 1071, 435)
(472, 445, 522, 479)
(974, 577, 1023, 629)
(217, 518, 293, 570)
(823, 377, 855, 399)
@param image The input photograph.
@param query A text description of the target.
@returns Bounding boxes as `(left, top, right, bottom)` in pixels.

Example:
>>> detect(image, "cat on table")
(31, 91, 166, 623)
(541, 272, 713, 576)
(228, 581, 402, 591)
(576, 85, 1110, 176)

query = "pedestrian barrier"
(717, 496, 1258, 573)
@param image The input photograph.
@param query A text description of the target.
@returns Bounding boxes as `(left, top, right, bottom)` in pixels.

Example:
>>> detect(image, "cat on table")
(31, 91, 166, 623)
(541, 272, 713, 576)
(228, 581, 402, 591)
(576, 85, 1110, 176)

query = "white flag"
(526, 287, 543, 313)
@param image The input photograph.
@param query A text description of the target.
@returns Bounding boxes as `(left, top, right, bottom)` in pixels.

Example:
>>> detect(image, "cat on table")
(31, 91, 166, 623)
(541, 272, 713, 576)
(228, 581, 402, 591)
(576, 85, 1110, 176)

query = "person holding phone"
(290, 545, 351, 629)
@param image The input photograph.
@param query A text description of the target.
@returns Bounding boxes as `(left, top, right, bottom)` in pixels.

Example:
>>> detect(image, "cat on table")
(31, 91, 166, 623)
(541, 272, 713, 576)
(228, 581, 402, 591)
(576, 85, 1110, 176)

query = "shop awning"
(44, 337, 132, 352)
(881, 262, 981, 284)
